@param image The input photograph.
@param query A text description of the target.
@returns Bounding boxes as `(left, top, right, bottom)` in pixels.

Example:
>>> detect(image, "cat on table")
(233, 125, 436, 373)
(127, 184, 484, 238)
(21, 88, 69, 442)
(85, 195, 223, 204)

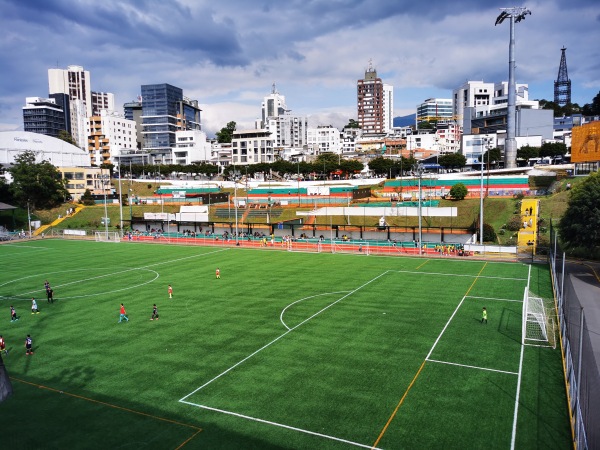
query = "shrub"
(449, 183, 468, 200)
(506, 215, 523, 231)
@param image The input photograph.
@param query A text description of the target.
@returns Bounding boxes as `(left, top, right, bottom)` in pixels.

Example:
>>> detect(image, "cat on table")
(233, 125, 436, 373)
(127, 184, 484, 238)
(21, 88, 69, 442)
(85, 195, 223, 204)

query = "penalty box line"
(180, 401, 382, 450)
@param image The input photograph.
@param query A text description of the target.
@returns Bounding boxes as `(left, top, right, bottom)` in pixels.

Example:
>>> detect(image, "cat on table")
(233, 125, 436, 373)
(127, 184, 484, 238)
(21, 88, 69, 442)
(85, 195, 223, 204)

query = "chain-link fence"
(549, 223, 599, 450)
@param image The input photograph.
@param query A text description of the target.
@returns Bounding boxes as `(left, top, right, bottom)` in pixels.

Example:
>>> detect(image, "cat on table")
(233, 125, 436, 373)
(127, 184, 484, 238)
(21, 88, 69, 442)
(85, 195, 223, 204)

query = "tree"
(517, 145, 539, 162)
(582, 91, 600, 116)
(343, 119, 360, 129)
(8, 151, 70, 209)
(539, 142, 567, 158)
(449, 183, 468, 200)
(482, 148, 502, 169)
(216, 121, 236, 143)
(57, 130, 78, 147)
(558, 171, 600, 249)
(438, 153, 466, 169)
(368, 157, 394, 177)
(80, 189, 96, 206)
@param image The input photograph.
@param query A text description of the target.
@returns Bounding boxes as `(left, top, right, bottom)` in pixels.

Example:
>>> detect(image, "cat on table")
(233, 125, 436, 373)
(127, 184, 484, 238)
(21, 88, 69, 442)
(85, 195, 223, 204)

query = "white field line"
(1, 244, 50, 250)
(1, 248, 227, 300)
(279, 291, 351, 330)
(389, 269, 526, 281)
(425, 296, 467, 361)
(510, 265, 530, 450)
(179, 401, 382, 450)
(426, 358, 518, 375)
(180, 271, 389, 402)
(466, 295, 523, 303)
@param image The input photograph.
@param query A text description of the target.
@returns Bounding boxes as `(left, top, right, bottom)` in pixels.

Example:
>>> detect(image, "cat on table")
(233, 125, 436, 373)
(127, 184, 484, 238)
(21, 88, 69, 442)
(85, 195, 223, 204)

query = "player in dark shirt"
(25, 335, 33, 355)
(151, 304, 159, 321)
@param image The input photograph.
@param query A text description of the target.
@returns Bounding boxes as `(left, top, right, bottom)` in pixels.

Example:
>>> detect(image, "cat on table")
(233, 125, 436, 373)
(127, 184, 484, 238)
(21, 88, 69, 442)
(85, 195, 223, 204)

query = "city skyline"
(1, 0, 599, 138)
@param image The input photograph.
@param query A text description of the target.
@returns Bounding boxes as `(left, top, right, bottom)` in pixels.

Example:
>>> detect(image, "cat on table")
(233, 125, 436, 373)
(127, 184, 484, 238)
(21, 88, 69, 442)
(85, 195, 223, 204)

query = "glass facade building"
(141, 84, 183, 151)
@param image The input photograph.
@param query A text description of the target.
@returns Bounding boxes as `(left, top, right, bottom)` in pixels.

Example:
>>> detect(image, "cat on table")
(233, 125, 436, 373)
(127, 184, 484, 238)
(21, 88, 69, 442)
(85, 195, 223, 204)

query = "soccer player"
(10, 305, 18, 322)
(47, 288, 54, 303)
(0, 335, 7, 355)
(25, 335, 33, 355)
(150, 304, 159, 321)
(481, 307, 488, 324)
(31, 298, 40, 314)
(168, 284, 173, 299)
(118, 303, 129, 323)
(216, 268, 220, 279)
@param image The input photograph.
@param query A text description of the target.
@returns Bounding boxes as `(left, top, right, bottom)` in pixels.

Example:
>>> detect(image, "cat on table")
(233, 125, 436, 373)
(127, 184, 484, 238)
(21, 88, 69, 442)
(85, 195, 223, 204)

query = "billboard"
(571, 122, 600, 163)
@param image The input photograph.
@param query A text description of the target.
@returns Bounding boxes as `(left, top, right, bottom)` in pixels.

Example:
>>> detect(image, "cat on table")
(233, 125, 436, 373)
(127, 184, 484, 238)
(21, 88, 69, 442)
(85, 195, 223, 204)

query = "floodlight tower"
(495, 6, 532, 169)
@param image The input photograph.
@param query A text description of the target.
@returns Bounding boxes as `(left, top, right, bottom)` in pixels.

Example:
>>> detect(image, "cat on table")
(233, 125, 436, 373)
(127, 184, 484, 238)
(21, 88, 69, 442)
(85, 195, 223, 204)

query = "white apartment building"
(49, 65, 93, 117)
(91, 92, 115, 116)
(341, 127, 362, 154)
(174, 130, 211, 165)
(259, 85, 307, 151)
(307, 125, 341, 155)
(87, 110, 136, 166)
(231, 129, 274, 165)
(70, 99, 88, 151)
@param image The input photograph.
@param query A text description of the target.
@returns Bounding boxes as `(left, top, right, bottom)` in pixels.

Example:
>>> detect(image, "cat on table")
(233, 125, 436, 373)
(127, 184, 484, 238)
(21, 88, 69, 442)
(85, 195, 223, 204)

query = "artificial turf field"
(0, 239, 572, 449)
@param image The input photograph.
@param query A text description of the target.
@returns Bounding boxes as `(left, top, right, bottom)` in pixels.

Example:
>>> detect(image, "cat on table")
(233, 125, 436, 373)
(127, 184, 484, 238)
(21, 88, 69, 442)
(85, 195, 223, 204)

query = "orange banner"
(571, 122, 600, 163)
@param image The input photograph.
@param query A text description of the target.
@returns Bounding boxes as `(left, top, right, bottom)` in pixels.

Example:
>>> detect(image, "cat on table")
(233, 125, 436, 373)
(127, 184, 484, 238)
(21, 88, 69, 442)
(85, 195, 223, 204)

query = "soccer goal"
(331, 241, 369, 255)
(522, 288, 556, 348)
(94, 231, 121, 243)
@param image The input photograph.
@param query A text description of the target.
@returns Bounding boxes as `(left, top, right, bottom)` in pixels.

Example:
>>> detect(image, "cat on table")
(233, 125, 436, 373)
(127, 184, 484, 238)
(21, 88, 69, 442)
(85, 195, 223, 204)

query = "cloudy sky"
(1, 0, 599, 137)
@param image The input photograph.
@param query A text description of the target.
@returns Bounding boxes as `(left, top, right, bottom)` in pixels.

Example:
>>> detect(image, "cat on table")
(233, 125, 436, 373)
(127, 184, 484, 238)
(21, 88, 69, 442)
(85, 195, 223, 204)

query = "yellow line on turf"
(415, 259, 429, 270)
(371, 360, 426, 449)
(371, 261, 488, 448)
(13, 377, 202, 432)
(174, 429, 203, 450)
(464, 262, 488, 297)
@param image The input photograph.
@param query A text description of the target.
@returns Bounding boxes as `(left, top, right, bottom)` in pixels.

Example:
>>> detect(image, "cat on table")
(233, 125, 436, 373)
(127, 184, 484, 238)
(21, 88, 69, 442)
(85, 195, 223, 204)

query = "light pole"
(232, 169, 240, 246)
(118, 164, 123, 234)
(297, 160, 301, 207)
(415, 163, 424, 254)
(495, 7, 531, 169)
(102, 171, 109, 236)
(480, 142, 484, 245)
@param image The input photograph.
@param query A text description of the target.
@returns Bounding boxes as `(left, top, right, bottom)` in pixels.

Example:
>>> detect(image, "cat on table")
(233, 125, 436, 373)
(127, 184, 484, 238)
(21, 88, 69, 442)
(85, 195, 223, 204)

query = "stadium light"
(495, 6, 532, 169)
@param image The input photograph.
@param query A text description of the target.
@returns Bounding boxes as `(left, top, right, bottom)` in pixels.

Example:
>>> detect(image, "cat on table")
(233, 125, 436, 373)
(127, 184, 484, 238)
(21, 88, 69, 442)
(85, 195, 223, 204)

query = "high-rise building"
(22, 97, 67, 138)
(48, 65, 93, 117)
(139, 83, 202, 164)
(91, 92, 115, 116)
(357, 62, 393, 135)
(123, 100, 143, 150)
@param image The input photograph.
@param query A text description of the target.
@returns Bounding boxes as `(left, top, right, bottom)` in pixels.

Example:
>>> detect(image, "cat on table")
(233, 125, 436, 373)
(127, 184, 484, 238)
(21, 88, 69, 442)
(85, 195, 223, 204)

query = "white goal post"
(522, 288, 556, 348)
(331, 241, 369, 255)
(95, 231, 121, 243)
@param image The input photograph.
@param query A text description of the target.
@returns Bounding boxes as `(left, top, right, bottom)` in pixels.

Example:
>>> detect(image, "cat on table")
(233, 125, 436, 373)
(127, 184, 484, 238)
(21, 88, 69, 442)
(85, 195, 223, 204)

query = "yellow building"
(58, 167, 111, 200)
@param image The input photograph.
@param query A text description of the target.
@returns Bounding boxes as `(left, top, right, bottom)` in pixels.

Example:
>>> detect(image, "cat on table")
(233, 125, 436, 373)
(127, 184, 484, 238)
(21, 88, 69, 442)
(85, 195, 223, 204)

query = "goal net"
(522, 288, 556, 348)
(95, 231, 121, 243)
(331, 241, 369, 255)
